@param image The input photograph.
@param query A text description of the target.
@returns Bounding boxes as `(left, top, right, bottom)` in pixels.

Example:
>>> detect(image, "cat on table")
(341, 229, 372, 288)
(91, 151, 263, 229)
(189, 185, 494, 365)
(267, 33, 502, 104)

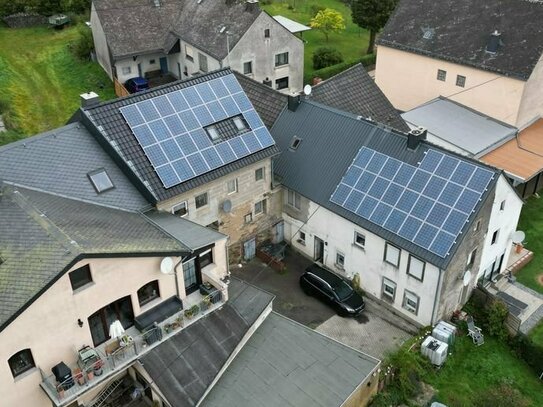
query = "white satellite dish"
(222, 199, 232, 213)
(303, 84, 312, 96)
(160, 257, 174, 274)
(512, 230, 525, 244)
(463, 270, 472, 287)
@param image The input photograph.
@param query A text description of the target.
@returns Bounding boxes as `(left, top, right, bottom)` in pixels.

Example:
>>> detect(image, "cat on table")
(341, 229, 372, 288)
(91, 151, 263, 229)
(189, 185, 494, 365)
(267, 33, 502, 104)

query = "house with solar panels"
(91, 0, 304, 93)
(76, 69, 282, 262)
(271, 99, 523, 326)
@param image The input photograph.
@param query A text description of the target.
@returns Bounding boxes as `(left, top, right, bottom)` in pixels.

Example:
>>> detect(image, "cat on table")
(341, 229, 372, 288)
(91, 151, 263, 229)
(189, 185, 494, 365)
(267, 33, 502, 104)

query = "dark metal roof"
(271, 100, 499, 269)
(378, 0, 543, 80)
(82, 69, 279, 203)
(311, 63, 409, 132)
(140, 278, 274, 407)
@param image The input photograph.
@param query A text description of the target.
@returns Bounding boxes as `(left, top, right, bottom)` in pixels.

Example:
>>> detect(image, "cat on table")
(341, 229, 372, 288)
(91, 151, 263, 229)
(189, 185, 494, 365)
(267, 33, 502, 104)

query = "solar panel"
(330, 147, 494, 258)
(120, 73, 275, 188)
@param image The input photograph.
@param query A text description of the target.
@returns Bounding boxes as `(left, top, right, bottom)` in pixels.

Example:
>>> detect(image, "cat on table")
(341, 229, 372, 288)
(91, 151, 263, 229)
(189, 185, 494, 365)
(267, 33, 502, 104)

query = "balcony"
(40, 287, 226, 407)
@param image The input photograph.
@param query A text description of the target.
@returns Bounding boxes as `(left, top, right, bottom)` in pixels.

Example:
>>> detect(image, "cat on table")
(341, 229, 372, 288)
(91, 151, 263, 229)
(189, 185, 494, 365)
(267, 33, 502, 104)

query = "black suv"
(300, 264, 365, 316)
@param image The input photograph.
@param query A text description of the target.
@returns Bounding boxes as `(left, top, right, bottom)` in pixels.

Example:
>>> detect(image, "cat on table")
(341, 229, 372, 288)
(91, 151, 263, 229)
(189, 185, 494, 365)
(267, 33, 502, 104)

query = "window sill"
(403, 306, 418, 315)
(274, 64, 289, 69)
(13, 367, 38, 382)
(335, 264, 345, 270)
(353, 243, 365, 251)
(382, 295, 395, 303)
(296, 239, 306, 246)
(384, 261, 399, 268)
(138, 297, 162, 313)
(72, 281, 96, 295)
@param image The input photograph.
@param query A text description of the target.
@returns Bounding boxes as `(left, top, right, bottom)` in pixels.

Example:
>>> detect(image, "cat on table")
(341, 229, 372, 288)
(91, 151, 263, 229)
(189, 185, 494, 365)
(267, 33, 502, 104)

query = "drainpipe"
(431, 268, 444, 325)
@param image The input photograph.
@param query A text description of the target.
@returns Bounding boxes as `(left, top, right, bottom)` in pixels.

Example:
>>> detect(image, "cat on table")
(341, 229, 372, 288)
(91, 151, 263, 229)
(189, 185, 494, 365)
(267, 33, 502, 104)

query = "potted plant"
(184, 304, 199, 319)
(73, 368, 85, 385)
(87, 369, 94, 381)
(57, 385, 65, 399)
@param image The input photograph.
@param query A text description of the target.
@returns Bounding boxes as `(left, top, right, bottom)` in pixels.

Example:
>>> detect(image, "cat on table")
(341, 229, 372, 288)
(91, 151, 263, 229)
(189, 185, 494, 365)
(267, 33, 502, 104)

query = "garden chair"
(467, 316, 484, 346)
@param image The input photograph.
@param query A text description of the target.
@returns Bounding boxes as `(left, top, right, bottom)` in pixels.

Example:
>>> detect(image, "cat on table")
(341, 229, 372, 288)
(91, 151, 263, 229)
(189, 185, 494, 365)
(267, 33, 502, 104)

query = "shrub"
(485, 299, 509, 340)
(509, 334, 543, 375)
(306, 54, 376, 84)
(313, 47, 344, 70)
(71, 24, 93, 60)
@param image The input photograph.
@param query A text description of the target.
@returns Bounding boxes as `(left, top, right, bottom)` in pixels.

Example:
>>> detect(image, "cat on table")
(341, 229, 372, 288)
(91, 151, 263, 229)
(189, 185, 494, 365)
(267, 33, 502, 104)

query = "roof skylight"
(88, 168, 115, 193)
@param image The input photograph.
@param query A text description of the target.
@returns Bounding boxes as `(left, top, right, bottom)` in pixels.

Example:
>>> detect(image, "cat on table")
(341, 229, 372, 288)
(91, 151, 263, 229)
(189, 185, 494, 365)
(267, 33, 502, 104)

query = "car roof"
(306, 264, 343, 285)
(131, 77, 148, 84)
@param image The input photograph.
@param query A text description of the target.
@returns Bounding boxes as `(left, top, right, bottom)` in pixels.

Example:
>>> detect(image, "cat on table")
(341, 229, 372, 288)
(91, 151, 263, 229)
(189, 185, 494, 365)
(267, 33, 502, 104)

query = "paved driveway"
(231, 248, 414, 359)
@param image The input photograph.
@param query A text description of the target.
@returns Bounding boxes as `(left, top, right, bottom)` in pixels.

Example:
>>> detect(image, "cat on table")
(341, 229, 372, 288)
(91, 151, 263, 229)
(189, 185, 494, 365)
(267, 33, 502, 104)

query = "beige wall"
(342, 364, 380, 407)
(375, 46, 525, 125)
(517, 54, 543, 128)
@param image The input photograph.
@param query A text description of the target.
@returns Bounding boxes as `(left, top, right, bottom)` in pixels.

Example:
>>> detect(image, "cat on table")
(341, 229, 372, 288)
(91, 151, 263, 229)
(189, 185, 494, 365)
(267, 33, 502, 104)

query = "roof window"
(206, 126, 221, 142)
(233, 116, 247, 132)
(289, 136, 302, 150)
(87, 168, 114, 193)
(204, 115, 250, 143)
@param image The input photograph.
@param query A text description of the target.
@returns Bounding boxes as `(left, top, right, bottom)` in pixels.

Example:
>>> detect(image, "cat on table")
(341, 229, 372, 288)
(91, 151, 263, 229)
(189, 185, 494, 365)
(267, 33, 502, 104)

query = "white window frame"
(275, 52, 289, 67)
(336, 251, 345, 269)
(382, 278, 396, 301)
(227, 178, 238, 194)
(254, 199, 267, 215)
(255, 167, 265, 181)
(354, 231, 366, 249)
(172, 201, 188, 217)
(287, 189, 301, 210)
(456, 74, 466, 87)
(403, 290, 419, 315)
(407, 255, 425, 281)
(384, 242, 401, 268)
(297, 231, 306, 245)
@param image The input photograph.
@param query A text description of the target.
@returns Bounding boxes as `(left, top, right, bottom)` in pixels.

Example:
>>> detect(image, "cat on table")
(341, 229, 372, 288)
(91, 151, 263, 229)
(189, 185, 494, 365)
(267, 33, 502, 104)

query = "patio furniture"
(467, 316, 484, 346)
(77, 346, 103, 376)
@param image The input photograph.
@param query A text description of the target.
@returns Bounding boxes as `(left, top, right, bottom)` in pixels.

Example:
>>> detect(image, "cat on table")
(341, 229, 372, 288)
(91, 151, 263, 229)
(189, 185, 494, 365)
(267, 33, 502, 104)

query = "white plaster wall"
(282, 200, 440, 326)
(517, 54, 543, 128)
(90, 3, 113, 80)
(114, 52, 168, 83)
(174, 40, 222, 79)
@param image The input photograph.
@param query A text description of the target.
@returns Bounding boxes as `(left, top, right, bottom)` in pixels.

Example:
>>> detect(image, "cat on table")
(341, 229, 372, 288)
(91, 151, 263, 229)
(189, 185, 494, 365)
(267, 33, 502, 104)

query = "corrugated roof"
(271, 100, 499, 269)
(201, 312, 379, 407)
(481, 118, 543, 181)
(402, 97, 517, 157)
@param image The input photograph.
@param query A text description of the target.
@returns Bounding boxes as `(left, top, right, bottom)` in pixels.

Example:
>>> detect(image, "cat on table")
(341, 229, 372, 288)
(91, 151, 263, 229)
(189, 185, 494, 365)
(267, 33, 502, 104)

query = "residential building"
(271, 99, 523, 326)
(375, 0, 543, 127)
(91, 0, 304, 93)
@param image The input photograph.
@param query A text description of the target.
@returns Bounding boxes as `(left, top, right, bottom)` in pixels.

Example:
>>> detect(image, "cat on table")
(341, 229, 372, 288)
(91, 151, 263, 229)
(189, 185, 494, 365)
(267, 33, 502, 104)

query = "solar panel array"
(119, 74, 275, 188)
(330, 148, 494, 258)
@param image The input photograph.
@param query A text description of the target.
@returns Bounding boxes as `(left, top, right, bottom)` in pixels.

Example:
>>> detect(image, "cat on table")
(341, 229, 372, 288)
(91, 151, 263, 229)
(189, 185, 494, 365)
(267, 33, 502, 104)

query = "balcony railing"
(40, 288, 224, 407)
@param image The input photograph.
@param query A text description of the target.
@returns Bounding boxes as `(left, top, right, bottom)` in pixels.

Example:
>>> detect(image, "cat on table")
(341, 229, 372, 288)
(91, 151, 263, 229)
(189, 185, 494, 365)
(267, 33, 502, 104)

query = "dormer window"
(87, 168, 114, 193)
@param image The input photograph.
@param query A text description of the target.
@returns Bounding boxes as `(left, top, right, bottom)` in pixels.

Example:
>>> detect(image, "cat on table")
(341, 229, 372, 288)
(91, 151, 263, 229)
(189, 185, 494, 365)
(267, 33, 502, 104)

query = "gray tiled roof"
(0, 185, 189, 332)
(94, 0, 262, 60)
(378, 0, 543, 80)
(202, 312, 380, 407)
(311, 64, 409, 132)
(0, 122, 150, 211)
(82, 69, 279, 203)
(271, 100, 500, 269)
(140, 278, 274, 407)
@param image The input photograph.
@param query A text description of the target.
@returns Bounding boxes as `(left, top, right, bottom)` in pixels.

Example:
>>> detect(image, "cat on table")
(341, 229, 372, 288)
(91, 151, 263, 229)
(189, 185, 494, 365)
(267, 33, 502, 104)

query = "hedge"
(305, 53, 376, 84)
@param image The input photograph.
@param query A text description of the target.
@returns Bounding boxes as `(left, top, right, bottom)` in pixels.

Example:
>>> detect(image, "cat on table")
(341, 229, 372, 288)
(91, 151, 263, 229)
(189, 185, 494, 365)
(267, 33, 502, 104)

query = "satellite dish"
(512, 230, 525, 244)
(160, 257, 174, 274)
(222, 199, 232, 213)
(463, 270, 472, 287)
(303, 84, 312, 96)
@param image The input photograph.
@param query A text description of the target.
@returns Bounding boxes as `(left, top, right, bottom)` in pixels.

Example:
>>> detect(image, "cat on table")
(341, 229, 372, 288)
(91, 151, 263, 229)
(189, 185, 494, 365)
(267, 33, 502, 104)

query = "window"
(195, 192, 208, 208)
(437, 69, 446, 81)
(244, 213, 253, 223)
(255, 167, 264, 181)
(121, 66, 131, 75)
(198, 53, 208, 72)
(290, 136, 302, 150)
(456, 75, 466, 87)
(275, 76, 289, 90)
(500, 200, 506, 211)
(287, 189, 301, 209)
(336, 252, 345, 268)
(199, 249, 213, 268)
(149, 59, 156, 64)
(137, 280, 160, 306)
(382, 278, 396, 301)
(172, 201, 188, 217)
(491, 229, 499, 245)
(185, 45, 194, 61)
(233, 116, 247, 132)
(264, 28, 270, 38)
(88, 168, 114, 193)
(298, 231, 306, 244)
(8, 349, 35, 378)
(243, 61, 253, 75)
(384, 243, 401, 267)
(403, 290, 419, 314)
(407, 255, 425, 281)
(206, 125, 220, 142)
(354, 232, 366, 248)
(467, 248, 477, 270)
(255, 199, 267, 215)
(227, 178, 237, 194)
(69, 264, 93, 291)
(275, 52, 289, 66)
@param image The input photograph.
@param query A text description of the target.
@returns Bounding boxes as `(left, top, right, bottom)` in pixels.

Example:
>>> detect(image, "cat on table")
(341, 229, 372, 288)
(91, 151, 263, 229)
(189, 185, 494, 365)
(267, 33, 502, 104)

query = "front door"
(159, 57, 168, 74)
(137, 63, 142, 77)
(272, 222, 284, 244)
(314, 237, 324, 263)
(88, 296, 134, 347)
(177, 62, 182, 79)
(183, 258, 201, 295)
(244, 238, 256, 260)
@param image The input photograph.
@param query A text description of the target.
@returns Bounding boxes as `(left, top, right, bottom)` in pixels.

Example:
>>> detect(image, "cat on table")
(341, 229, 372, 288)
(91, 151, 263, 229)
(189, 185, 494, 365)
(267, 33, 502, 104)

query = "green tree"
(309, 8, 345, 42)
(352, 0, 398, 54)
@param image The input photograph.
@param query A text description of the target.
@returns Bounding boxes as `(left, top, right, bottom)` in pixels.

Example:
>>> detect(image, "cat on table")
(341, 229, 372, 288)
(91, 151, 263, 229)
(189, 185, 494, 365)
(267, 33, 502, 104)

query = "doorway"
(88, 296, 134, 347)
(273, 221, 284, 244)
(182, 258, 201, 295)
(159, 57, 168, 74)
(314, 237, 324, 263)
(244, 238, 256, 261)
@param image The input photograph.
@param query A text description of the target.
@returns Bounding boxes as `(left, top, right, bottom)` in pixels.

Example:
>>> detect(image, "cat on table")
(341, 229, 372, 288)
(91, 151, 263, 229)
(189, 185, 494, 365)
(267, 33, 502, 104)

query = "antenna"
(303, 84, 312, 96)
(160, 257, 174, 274)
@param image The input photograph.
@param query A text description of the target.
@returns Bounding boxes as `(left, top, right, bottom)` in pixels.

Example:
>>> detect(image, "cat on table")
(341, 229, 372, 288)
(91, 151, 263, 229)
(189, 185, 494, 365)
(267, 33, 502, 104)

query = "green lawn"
(0, 25, 115, 145)
(529, 320, 543, 347)
(261, 0, 370, 82)
(516, 196, 543, 294)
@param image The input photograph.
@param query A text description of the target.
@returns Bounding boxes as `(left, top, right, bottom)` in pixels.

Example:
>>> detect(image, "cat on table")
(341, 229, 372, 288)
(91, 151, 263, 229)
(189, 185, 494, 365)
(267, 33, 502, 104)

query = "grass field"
(0, 25, 115, 145)
(529, 320, 543, 347)
(516, 196, 543, 294)
(261, 0, 370, 82)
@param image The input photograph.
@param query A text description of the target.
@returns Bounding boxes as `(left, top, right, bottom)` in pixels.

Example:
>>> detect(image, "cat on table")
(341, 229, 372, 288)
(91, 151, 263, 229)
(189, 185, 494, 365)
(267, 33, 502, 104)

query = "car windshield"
(333, 280, 353, 301)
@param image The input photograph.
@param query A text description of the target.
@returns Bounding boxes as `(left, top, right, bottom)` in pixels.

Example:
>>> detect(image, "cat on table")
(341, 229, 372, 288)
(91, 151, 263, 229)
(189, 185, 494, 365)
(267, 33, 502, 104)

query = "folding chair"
(467, 316, 484, 346)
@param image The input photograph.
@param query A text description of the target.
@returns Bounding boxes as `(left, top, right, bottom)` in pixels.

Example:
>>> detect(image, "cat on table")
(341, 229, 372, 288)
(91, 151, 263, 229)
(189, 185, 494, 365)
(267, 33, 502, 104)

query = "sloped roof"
(0, 185, 189, 332)
(378, 0, 543, 80)
(402, 97, 517, 157)
(312, 64, 409, 132)
(0, 122, 150, 211)
(201, 312, 380, 407)
(273, 15, 311, 33)
(271, 100, 499, 269)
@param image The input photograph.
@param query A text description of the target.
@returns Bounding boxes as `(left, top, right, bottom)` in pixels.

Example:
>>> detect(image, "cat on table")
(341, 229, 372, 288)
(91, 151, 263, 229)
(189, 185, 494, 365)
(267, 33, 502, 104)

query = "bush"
(510, 334, 543, 375)
(485, 300, 509, 340)
(71, 24, 93, 60)
(306, 54, 376, 84)
(313, 47, 343, 70)
(310, 4, 325, 17)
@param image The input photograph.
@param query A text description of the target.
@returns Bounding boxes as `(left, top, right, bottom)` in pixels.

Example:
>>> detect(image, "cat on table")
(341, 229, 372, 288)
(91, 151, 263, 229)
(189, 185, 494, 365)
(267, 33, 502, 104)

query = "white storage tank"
(421, 336, 448, 366)
(432, 325, 454, 346)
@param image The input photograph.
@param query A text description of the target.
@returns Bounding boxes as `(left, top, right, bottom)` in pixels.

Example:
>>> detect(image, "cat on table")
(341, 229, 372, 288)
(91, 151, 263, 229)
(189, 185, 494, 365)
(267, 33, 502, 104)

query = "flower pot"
(87, 371, 94, 381)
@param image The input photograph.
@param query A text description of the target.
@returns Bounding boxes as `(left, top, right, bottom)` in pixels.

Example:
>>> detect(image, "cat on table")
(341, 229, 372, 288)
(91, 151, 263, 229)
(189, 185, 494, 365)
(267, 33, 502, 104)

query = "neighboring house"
(91, 0, 304, 93)
(375, 0, 543, 127)
(271, 99, 522, 326)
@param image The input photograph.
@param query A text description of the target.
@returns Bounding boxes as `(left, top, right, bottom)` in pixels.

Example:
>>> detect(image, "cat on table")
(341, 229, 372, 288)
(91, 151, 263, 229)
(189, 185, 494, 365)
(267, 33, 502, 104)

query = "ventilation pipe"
(407, 127, 427, 150)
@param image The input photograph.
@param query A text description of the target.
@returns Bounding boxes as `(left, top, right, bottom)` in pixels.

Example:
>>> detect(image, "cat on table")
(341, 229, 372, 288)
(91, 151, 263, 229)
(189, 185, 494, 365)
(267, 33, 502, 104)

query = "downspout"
(431, 268, 444, 325)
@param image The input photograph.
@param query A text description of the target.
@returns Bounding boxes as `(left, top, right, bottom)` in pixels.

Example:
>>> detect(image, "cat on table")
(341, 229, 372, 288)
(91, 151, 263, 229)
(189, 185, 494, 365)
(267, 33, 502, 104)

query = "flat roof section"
(273, 15, 311, 33)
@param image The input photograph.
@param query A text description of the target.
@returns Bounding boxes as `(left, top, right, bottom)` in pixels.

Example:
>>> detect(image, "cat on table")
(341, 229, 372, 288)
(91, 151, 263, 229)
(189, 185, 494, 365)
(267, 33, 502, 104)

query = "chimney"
(486, 30, 501, 54)
(153, 0, 161, 7)
(287, 94, 301, 112)
(407, 127, 427, 150)
(245, 0, 259, 12)
(80, 92, 100, 109)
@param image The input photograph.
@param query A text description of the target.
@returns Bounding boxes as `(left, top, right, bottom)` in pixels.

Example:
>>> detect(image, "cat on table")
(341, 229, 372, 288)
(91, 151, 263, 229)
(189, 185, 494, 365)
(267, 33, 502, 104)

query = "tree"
(352, 0, 398, 54)
(309, 8, 345, 42)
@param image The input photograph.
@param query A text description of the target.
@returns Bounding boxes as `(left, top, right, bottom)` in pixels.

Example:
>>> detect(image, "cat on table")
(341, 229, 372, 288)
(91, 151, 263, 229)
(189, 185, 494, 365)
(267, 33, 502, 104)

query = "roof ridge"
(0, 122, 79, 153)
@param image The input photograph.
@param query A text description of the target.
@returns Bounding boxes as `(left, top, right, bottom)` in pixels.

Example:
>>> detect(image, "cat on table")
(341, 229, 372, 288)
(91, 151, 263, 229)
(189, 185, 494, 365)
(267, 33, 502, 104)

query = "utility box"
(421, 336, 448, 366)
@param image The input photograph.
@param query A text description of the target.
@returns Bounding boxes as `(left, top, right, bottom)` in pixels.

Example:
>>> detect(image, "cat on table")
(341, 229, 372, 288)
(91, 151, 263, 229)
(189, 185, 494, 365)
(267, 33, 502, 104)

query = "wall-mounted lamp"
(77, 318, 84, 328)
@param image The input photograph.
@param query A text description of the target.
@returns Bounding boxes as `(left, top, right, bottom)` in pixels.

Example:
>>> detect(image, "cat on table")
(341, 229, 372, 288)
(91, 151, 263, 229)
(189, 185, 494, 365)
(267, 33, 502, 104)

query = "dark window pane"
(8, 349, 35, 378)
(138, 281, 160, 306)
(69, 265, 92, 290)
(200, 250, 213, 268)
